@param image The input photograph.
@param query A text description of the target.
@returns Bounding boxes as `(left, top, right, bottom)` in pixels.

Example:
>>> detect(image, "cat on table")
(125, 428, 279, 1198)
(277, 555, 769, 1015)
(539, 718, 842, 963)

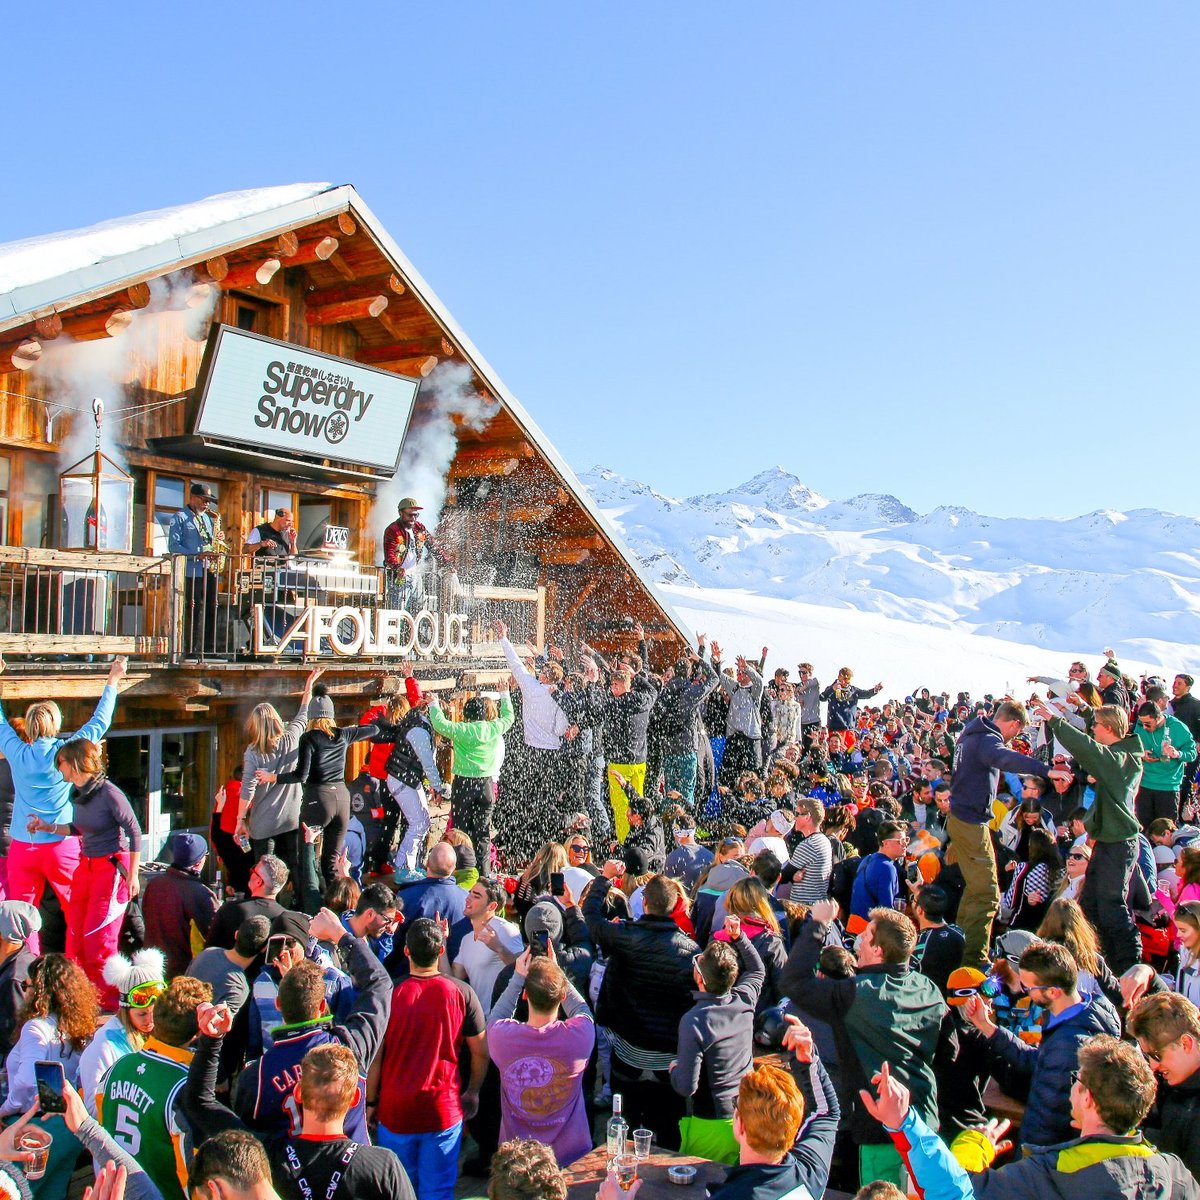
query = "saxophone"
(205, 506, 231, 572)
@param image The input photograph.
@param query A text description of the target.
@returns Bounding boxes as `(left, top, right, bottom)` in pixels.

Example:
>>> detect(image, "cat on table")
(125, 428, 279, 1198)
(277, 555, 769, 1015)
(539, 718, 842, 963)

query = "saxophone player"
(168, 482, 221, 657)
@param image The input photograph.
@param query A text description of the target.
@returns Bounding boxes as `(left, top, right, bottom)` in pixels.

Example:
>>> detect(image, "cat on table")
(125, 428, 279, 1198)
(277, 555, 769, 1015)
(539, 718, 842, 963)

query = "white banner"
(194, 326, 419, 471)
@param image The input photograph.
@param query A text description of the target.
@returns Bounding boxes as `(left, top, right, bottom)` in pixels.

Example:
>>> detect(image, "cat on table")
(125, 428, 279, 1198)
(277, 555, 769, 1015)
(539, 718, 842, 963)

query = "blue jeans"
(377, 1119, 462, 1200)
(664, 752, 698, 805)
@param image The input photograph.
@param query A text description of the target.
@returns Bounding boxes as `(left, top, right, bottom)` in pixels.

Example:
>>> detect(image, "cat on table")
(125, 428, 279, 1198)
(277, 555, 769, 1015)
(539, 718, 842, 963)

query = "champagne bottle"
(606, 1093, 628, 1157)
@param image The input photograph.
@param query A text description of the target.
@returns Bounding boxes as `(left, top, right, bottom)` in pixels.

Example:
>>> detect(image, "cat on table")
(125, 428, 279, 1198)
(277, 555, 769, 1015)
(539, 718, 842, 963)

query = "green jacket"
(1050, 717, 1142, 843)
(427, 693, 514, 778)
(1135, 714, 1197, 792)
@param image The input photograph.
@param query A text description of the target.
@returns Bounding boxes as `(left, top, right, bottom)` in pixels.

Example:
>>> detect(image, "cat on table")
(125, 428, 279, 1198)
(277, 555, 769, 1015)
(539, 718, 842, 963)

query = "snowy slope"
(580, 465, 1200, 688)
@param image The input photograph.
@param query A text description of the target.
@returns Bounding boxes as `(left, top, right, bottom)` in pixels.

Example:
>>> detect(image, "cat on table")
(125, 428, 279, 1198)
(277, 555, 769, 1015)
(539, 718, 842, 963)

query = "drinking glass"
(633, 1129, 653, 1160)
(611, 1154, 639, 1191)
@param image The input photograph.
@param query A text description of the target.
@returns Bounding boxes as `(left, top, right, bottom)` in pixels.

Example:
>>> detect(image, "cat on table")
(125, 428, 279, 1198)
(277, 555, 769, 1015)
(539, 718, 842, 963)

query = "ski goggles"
(124, 980, 167, 1009)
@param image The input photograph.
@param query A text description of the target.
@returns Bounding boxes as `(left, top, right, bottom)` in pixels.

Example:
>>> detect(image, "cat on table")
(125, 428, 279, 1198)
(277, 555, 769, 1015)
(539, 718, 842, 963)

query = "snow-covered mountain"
(579, 465, 1200, 685)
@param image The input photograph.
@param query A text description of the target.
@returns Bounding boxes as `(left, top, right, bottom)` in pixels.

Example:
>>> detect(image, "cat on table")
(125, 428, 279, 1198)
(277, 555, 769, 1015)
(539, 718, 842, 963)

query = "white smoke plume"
(373, 361, 498, 553)
(34, 272, 218, 472)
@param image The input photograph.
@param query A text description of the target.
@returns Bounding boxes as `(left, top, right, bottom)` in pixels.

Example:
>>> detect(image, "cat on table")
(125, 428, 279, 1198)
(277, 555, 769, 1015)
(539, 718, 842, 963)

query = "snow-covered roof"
(0, 182, 693, 644)
(0, 183, 345, 328)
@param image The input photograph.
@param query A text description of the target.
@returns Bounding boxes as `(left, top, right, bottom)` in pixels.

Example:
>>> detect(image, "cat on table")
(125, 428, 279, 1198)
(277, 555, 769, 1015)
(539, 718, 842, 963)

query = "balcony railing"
(0, 547, 544, 666)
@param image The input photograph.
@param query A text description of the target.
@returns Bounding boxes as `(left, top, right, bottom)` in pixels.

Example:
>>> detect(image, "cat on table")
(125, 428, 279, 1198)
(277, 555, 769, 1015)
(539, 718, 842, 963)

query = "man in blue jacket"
(950, 701, 1057, 970)
(960, 939, 1120, 1150)
(848, 821, 908, 932)
(863, 1035, 1199, 1200)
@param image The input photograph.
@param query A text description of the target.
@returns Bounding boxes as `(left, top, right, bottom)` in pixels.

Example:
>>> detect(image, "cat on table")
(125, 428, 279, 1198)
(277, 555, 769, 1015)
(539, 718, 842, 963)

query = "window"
(151, 474, 220, 554)
(0, 455, 10, 544)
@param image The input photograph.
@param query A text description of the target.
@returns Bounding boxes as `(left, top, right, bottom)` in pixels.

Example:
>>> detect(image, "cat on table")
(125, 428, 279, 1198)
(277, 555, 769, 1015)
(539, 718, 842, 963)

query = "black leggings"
(302, 783, 350, 899)
(451, 776, 497, 872)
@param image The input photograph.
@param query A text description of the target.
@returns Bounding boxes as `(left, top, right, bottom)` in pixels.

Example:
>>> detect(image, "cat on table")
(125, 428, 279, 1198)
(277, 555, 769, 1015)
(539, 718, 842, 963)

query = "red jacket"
(360, 679, 422, 780)
(382, 518, 450, 570)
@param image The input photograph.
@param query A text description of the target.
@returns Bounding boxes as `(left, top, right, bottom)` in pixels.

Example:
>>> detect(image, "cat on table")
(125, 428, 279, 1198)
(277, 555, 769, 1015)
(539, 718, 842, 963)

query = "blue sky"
(9, 5, 1199, 517)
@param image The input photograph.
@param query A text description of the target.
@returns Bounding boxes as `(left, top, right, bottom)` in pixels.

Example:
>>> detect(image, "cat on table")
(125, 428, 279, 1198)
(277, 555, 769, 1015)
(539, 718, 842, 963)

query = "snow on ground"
(662, 584, 1200, 698)
(576, 463, 1200, 694)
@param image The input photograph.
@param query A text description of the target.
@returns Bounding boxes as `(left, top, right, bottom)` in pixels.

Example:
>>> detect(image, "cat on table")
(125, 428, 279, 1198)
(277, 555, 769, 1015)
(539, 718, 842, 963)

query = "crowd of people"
(0, 635, 1199, 1200)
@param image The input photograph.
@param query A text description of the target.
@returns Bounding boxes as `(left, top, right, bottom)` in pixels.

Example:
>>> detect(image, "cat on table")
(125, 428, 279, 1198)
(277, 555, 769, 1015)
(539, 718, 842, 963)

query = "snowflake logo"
(325, 412, 350, 445)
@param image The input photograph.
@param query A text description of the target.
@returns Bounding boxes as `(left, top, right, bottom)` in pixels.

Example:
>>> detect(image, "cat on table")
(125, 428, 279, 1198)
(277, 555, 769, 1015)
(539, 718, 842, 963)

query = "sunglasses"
(127, 980, 168, 1009)
(569, 843, 590, 853)
(1143, 1040, 1179, 1066)
(1067, 852, 1088, 861)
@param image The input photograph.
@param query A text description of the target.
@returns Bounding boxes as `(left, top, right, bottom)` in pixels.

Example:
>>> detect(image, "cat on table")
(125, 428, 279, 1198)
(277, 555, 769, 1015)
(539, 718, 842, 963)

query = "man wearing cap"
(168, 482, 221, 656)
(240, 507, 297, 644)
(1097, 653, 1130, 710)
(143, 832, 220, 979)
(0, 900, 39, 1050)
(382, 497, 451, 611)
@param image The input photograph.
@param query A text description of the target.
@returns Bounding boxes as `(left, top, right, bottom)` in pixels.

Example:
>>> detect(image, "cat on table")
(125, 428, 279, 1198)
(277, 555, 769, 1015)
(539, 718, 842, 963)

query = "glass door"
(104, 726, 217, 861)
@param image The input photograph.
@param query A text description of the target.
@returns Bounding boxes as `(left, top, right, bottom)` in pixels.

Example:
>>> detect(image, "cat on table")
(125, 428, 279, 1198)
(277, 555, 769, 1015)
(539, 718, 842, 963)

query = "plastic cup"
(611, 1154, 639, 1192)
(633, 1128, 653, 1160)
(18, 1127, 51, 1180)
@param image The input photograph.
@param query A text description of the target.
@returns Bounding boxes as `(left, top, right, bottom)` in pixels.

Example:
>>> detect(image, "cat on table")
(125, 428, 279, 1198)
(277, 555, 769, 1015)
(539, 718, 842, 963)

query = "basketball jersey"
(99, 1038, 192, 1200)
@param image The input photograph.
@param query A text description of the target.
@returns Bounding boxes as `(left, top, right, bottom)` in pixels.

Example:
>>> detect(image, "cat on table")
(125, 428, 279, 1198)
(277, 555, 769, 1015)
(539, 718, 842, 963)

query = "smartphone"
(34, 1061, 66, 1115)
(265, 935, 288, 963)
(550, 872, 565, 898)
(534, 930, 550, 953)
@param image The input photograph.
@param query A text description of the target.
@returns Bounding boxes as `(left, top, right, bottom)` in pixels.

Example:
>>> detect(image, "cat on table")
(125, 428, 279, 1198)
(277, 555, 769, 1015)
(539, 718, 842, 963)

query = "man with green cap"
(382, 497, 452, 610)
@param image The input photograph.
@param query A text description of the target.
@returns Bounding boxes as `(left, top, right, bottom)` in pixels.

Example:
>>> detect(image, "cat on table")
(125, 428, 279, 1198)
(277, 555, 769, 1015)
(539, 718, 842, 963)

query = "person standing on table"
(372, 668, 443, 877)
(498, 619, 571, 848)
(257, 683, 378, 902)
(948, 699, 1057, 971)
(168, 482, 221, 656)
(427, 678, 516, 872)
(594, 627, 660, 842)
(382, 496, 452, 610)
(0, 652, 126, 955)
(25, 737, 141, 1008)
(238, 668, 322, 914)
(1033, 698, 1145, 974)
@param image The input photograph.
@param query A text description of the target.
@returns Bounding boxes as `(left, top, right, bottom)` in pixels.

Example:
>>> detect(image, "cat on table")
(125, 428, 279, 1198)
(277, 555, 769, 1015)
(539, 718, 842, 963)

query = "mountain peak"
(692, 466, 828, 513)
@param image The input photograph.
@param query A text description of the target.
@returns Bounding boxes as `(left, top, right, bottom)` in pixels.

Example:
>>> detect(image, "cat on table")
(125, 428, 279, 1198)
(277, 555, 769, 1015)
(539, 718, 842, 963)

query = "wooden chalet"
(0, 184, 690, 854)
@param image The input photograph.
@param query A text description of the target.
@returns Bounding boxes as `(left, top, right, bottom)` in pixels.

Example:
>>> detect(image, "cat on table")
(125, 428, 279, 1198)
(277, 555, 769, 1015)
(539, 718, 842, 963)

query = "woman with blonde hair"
(258, 682, 379, 902)
(515, 841, 569, 921)
(238, 667, 322, 909)
(0, 654, 128, 954)
(720, 876, 787, 1011)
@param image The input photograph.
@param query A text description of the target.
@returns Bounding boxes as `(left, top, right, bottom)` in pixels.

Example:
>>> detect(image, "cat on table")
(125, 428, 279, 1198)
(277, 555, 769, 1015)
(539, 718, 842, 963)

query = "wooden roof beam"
(357, 337, 444, 363)
(61, 306, 133, 340)
(0, 338, 41, 372)
(449, 457, 520, 479)
(193, 256, 229, 283)
(221, 259, 282, 289)
(291, 236, 339, 265)
(304, 275, 406, 309)
(453, 442, 536, 463)
(306, 295, 388, 326)
(372, 354, 438, 377)
(540, 548, 591, 565)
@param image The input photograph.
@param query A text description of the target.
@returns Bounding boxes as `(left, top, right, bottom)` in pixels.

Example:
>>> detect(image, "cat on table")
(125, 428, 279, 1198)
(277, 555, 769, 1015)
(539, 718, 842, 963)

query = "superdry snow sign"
(193, 326, 420, 471)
